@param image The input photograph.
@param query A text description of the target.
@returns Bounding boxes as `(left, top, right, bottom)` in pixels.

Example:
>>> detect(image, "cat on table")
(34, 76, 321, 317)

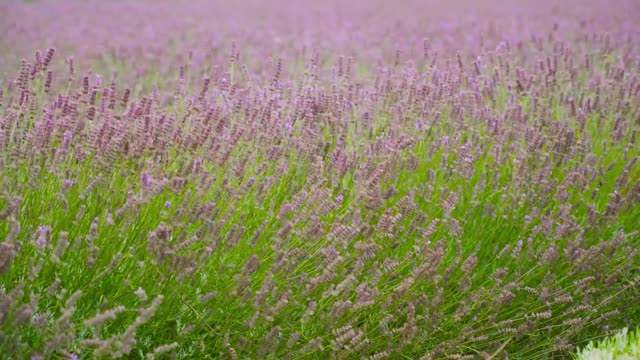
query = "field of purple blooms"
(1, 0, 639, 359)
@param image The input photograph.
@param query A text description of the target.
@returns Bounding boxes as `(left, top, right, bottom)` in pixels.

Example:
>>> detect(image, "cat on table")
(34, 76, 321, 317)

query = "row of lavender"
(1, 0, 639, 358)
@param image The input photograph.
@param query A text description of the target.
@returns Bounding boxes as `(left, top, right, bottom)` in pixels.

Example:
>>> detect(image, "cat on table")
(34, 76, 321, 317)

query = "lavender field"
(1, 0, 639, 359)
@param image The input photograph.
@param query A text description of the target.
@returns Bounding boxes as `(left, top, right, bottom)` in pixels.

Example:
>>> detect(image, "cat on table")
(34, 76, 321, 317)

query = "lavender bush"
(1, 0, 639, 358)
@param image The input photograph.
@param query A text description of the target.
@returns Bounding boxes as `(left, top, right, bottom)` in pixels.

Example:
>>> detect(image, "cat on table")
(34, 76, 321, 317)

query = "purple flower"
(36, 225, 49, 247)
(63, 130, 73, 142)
(62, 179, 74, 191)
(335, 194, 344, 203)
(193, 159, 203, 172)
(164, 201, 171, 208)
(141, 172, 152, 189)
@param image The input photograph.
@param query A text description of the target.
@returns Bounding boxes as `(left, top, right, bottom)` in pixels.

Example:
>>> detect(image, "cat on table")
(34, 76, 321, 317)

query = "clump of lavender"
(0, 0, 639, 359)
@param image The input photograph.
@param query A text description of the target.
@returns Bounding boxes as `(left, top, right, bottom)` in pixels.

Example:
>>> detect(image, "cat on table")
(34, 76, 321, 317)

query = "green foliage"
(575, 328, 640, 360)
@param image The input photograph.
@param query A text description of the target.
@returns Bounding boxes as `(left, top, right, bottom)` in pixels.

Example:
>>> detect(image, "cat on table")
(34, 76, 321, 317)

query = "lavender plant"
(0, 0, 639, 359)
